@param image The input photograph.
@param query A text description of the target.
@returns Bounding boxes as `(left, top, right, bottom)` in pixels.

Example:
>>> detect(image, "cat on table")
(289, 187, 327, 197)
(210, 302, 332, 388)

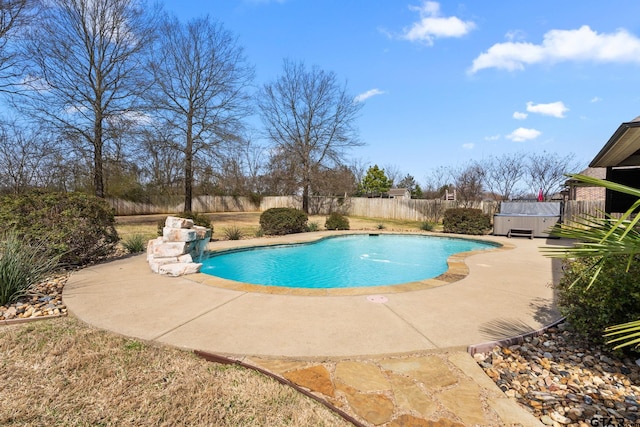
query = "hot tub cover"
(498, 202, 561, 216)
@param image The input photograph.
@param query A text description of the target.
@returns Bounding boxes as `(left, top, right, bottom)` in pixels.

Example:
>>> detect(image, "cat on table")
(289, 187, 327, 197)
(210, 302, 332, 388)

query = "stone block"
(152, 242, 189, 257)
(146, 237, 163, 261)
(165, 216, 195, 229)
(193, 225, 212, 240)
(162, 227, 197, 243)
(159, 262, 202, 277)
(149, 257, 179, 273)
(178, 254, 193, 263)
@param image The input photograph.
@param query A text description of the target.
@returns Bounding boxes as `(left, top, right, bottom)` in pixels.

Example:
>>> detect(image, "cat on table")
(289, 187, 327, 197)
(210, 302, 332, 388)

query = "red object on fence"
(537, 188, 544, 201)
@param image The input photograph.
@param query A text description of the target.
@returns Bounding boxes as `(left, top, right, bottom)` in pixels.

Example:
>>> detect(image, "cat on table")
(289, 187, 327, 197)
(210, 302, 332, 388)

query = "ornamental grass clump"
(122, 234, 147, 254)
(0, 231, 59, 305)
(223, 225, 243, 240)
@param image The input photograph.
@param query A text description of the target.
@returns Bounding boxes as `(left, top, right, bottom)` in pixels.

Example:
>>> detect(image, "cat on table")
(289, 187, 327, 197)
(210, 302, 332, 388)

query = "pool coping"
(184, 230, 515, 296)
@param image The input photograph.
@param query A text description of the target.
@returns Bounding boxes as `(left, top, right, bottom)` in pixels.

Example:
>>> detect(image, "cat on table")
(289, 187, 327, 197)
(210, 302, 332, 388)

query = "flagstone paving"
(248, 352, 542, 426)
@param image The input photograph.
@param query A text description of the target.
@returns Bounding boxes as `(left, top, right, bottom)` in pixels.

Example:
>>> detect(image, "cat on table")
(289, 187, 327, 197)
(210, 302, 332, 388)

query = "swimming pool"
(200, 234, 497, 289)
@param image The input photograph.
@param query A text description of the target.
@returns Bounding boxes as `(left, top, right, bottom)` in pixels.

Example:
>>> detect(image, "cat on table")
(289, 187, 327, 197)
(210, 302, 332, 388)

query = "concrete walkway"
(64, 232, 565, 426)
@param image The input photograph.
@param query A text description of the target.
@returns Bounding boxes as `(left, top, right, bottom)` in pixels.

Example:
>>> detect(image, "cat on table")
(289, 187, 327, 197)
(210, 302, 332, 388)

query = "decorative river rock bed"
(475, 323, 640, 426)
(146, 216, 212, 276)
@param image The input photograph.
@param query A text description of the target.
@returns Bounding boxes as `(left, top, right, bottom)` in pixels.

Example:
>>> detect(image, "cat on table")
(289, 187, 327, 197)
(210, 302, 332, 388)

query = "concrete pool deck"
(64, 231, 564, 426)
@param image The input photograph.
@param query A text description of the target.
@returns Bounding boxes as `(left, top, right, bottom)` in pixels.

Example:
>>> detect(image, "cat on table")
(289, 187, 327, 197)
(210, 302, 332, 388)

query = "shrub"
(259, 208, 308, 235)
(420, 221, 435, 231)
(557, 255, 640, 346)
(0, 191, 119, 266)
(307, 221, 319, 232)
(325, 212, 350, 230)
(0, 230, 60, 305)
(254, 227, 264, 237)
(223, 226, 243, 240)
(377, 223, 385, 230)
(122, 234, 147, 254)
(247, 192, 263, 208)
(157, 212, 213, 236)
(442, 208, 490, 235)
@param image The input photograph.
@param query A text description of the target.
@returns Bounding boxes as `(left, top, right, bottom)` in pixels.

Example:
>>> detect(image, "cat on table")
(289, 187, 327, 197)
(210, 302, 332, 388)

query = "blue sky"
(162, 0, 640, 182)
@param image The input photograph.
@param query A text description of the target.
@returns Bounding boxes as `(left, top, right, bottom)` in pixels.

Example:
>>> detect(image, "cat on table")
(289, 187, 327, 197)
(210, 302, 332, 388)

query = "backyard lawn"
(115, 212, 431, 242)
(0, 317, 349, 426)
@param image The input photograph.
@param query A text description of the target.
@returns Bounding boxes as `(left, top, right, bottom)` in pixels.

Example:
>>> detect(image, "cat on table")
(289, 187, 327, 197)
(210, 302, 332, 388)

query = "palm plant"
(544, 173, 640, 349)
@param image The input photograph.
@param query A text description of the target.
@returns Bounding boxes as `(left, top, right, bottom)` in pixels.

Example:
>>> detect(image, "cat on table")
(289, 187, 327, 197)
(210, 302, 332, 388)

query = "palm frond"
(542, 174, 640, 349)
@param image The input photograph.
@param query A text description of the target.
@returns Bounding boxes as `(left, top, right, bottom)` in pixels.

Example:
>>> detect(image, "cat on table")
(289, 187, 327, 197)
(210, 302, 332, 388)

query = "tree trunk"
(184, 115, 193, 212)
(94, 115, 104, 198)
(302, 183, 309, 213)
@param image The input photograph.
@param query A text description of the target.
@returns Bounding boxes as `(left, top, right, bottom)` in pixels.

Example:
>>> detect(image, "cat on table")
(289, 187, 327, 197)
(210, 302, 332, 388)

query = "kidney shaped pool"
(200, 234, 498, 289)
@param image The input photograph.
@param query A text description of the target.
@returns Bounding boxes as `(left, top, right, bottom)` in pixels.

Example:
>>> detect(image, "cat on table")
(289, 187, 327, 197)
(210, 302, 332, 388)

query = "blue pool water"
(200, 234, 496, 289)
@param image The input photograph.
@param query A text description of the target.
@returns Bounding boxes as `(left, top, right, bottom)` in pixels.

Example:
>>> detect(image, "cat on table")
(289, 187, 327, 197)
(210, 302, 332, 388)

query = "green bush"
(223, 225, 243, 240)
(122, 234, 147, 254)
(420, 221, 436, 231)
(157, 212, 213, 236)
(0, 191, 119, 266)
(0, 230, 60, 305)
(442, 208, 490, 235)
(259, 208, 308, 235)
(307, 221, 319, 232)
(377, 223, 385, 230)
(325, 212, 350, 230)
(557, 255, 640, 346)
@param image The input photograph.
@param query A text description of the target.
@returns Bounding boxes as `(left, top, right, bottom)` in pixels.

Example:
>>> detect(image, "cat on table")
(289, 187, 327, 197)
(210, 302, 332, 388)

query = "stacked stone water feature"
(147, 216, 212, 277)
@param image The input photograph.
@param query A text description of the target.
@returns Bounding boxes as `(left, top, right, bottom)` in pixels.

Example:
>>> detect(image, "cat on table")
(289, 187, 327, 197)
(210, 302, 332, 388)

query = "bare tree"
(482, 152, 527, 201)
(383, 163, 402, 188)
(0, 120, 57, 193)
(526, 151, 583, 200)
(0, 0, 31, 92)
(138, 123, 183, 196)
(424, 166, 452, 199)
(263, 147, 300, 196)
(452, 162, 485, 207)
(258, 60, 364, 213)
(311, 164, 356, 197)
(19, 0, 156, 198)
(148, 14, 253, 212)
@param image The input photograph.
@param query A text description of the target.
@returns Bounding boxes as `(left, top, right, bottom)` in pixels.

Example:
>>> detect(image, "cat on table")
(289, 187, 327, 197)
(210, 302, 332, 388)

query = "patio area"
(62, 233, 564, 426)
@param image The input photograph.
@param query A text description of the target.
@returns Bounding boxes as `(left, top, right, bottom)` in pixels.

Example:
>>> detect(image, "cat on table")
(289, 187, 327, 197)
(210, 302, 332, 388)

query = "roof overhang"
(589, 119, 640, 167)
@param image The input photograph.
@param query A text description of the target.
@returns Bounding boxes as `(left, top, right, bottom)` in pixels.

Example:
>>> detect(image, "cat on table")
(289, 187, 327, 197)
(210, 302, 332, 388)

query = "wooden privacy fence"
(108, 196, 605, 225)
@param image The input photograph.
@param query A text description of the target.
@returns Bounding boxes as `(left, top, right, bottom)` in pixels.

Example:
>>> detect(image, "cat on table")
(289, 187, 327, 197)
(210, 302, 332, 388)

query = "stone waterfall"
(146, 216, 212, 277)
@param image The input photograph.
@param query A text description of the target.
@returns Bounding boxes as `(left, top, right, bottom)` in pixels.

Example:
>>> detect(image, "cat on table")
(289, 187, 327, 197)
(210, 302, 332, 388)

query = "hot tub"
(493, 202, 562, 238)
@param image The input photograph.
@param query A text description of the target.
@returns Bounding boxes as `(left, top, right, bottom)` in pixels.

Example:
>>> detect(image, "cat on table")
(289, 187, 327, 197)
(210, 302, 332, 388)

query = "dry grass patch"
(0, 317, 349, 426)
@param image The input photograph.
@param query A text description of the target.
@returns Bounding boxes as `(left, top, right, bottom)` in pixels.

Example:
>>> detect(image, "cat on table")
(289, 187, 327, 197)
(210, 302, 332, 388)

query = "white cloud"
(469, 25, 640, 73)
(591, 96, 602, 103)
(354, 88, 386, 103)
(401, 1, 476, 45)
(462, 143, 474, 149)
(506, 127, 541, 142)
(513, 111, 528, 120)
(526, 101, 568, 118)
(484, 134, 500, 141)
